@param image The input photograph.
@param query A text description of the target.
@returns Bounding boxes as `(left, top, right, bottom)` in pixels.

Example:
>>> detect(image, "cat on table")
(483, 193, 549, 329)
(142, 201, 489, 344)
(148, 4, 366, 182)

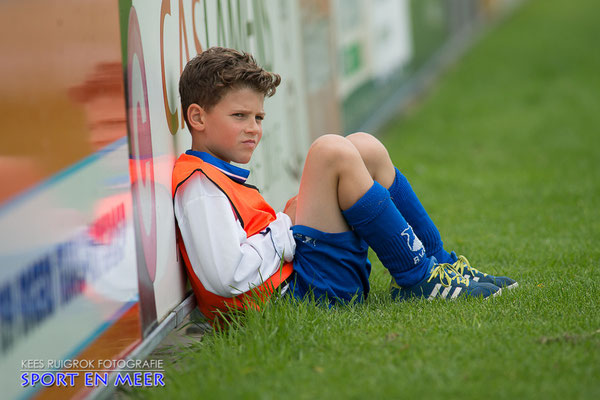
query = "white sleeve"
(174, 173, 295, 297)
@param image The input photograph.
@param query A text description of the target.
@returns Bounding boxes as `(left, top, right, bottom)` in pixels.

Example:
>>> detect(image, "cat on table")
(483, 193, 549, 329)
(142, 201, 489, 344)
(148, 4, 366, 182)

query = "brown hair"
(179, 47, 281, 129)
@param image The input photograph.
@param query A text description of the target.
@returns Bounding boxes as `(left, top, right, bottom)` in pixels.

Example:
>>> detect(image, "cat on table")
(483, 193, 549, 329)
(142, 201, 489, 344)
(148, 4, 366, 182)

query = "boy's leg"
(346, 132, 516, 289)
(291, 134, 374, 303)
(295, 135, 428, 287)
(295, 135, 373, 233)
(346, 132, 452, 262)
(294, 134, 499, 300)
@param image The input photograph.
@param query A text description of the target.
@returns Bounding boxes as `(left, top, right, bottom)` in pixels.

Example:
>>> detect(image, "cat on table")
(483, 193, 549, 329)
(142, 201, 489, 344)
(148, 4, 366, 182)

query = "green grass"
(131, 0, 600, 398)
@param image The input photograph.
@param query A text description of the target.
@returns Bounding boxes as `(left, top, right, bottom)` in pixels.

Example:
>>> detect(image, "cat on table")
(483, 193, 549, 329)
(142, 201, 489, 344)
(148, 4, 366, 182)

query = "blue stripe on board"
(0, 136, 129, 218)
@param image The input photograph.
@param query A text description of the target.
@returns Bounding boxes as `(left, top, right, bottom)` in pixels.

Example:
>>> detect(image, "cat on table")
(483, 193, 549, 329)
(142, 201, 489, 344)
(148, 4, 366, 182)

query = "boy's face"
(193, 87, 265, 164)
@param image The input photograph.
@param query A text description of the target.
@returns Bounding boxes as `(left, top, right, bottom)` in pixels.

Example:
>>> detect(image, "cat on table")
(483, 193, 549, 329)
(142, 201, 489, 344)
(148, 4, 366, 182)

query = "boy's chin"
(234, 152, 255, 164)
(231, 156, 252, 164)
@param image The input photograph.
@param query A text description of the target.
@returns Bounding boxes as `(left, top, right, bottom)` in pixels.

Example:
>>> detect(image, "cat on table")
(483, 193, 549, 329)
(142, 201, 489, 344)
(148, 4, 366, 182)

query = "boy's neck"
(190, 141, 224, 163)
(190, 140, 209, 157)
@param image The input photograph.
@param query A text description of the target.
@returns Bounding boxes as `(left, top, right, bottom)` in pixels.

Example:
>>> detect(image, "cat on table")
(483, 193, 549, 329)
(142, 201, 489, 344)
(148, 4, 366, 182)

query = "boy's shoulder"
(172, 151, 251, 198)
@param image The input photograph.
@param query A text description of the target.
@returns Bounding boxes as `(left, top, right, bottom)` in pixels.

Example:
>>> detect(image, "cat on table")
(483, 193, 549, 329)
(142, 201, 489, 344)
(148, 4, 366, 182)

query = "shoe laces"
(427, 263, 470, 287)
(451, 255, 487, 277)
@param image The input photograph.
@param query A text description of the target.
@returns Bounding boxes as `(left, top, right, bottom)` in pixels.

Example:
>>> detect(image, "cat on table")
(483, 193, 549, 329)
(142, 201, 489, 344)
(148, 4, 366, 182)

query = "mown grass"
(130, 0, 600, 398)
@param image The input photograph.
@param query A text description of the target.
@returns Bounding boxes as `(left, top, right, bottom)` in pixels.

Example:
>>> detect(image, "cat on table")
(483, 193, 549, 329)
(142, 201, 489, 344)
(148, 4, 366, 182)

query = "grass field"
(131, 0, 600, 398)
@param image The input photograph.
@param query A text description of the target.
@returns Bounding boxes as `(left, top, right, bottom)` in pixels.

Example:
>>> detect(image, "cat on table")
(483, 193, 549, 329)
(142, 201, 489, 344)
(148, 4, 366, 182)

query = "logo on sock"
(401, 226, 423, 252)
(401, 225, 425, 264)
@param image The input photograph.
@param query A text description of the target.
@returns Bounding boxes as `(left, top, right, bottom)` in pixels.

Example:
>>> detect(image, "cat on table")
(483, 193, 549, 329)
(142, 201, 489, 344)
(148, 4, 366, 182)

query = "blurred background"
(0, 1, 525, 399)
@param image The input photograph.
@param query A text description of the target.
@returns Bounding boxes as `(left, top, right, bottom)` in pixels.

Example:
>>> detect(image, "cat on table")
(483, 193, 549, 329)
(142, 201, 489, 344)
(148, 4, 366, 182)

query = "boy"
(172, 47, 516, 323)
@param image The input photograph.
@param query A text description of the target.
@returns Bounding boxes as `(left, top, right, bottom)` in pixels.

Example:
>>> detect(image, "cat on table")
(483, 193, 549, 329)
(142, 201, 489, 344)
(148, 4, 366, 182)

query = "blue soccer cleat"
(390, 258, 501, 301)
(448, 252, 518, 290)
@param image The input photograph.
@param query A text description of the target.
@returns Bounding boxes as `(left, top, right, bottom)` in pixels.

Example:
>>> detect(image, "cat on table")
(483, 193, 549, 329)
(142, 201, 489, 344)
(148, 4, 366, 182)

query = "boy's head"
(179, 47, 281, 130)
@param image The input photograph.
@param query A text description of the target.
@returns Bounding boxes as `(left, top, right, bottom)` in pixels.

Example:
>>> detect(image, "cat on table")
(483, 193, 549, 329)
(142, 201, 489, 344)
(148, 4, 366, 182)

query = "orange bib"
(172, 153, 293, 322)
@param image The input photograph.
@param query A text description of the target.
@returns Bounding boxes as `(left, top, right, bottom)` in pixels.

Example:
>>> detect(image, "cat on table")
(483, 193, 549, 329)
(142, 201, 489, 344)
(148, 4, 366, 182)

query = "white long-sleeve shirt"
(174, 152, 295, 298)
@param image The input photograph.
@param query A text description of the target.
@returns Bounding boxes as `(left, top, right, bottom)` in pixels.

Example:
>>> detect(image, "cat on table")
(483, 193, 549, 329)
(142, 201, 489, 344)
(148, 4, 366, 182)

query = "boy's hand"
(284, 195, 298, 225)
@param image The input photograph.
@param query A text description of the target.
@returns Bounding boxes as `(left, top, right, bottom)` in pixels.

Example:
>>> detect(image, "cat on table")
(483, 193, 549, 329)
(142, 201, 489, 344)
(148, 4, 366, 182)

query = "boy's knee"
(347, 132, 385, 155)
(308, 134, 361, 167)
(346, 132, 375, 143)
(347, 132, 389, 164)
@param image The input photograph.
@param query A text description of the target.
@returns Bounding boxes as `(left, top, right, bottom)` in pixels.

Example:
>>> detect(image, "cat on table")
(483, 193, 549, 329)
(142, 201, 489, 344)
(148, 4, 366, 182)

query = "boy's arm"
(174, 174, 295, 297)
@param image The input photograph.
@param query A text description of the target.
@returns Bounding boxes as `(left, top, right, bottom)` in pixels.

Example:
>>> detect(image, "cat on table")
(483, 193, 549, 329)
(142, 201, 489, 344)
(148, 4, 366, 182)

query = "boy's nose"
(246, 120, 261, 134)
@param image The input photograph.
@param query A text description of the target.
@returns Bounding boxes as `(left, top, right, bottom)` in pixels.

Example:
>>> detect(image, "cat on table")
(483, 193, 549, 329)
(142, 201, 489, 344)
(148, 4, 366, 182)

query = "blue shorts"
(289, 225, 371, 305)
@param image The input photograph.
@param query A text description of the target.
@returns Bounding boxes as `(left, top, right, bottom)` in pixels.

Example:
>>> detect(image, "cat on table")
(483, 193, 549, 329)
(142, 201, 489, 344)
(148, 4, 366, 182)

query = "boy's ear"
(187, 104, 206, 132)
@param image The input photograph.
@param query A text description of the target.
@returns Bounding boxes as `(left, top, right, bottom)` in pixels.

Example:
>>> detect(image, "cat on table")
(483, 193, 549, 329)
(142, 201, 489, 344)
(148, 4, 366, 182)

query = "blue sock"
(342, 182, 430, 286)
(387, 167, 453, 264)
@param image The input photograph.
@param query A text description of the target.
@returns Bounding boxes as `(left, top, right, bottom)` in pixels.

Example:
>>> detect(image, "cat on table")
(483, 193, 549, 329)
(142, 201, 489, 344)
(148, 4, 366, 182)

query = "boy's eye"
(232, 113, 244, 118)
(256, 115, 264, 122)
